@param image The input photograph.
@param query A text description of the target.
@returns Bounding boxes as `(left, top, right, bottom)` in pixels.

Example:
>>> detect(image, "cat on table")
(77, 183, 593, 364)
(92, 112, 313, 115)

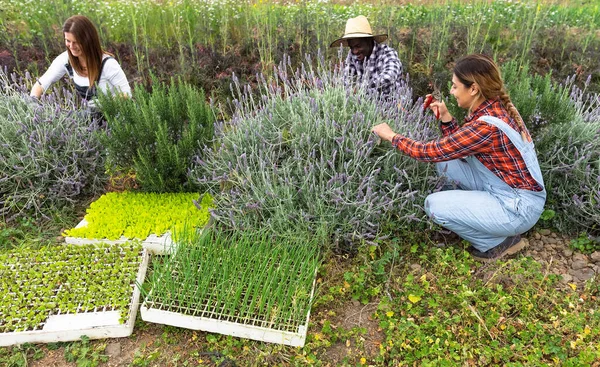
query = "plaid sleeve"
(440, 117, 459, 136)
(343, 52, 357, 87)
(369, 46, 402, 91)
(391, 121, 494, 162)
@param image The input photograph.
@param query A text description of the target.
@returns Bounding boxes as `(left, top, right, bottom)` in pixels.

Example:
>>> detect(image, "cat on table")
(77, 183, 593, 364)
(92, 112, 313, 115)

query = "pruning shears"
(423, 82, 442, 120)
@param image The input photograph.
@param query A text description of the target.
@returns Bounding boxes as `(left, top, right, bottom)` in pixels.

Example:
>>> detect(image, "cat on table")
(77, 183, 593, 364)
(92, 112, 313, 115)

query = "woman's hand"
(372, 123, 397, 142)
(30, 82, 43, 99)
(423, 94, 452, 122)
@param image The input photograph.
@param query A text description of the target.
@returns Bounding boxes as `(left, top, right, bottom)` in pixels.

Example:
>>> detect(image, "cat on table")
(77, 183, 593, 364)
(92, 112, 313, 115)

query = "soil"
(20, 229, 596, 367)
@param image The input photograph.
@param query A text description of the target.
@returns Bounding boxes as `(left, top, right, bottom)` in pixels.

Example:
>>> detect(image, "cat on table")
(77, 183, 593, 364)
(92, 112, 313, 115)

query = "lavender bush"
(191, 54, 441, 250)
(0, 70, 107, 220)
(534, 76, 600, 235)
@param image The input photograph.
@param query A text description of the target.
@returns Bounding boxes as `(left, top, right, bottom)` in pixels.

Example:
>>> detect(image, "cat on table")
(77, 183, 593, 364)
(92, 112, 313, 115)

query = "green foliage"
(131, 344, 161, 367)
(0, 344, 43, 367)
(497, 61, 600, 234)
(0, 218, 34, 251)
(502, 61, 576, 132)
(144, 227, 320, 332)
(532, 83, 600, 234)
(193, 57, 438, 250)
(341, 244, 400, 305)
(570, 233, 600, 254)
(370, 245, 600, 366)
(98, 77, 214, 192)
(63, 192, 213, 240)
(539, 209, 556, 222)
(0, 243, 143, 333)
(4, 0, 600, 98)
(63, 336, 108, 367)
(0, 71, 107, 220)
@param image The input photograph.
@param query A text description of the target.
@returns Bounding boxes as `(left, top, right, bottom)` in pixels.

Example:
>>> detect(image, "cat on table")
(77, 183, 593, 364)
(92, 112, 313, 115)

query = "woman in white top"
(30, 15, 130, 108)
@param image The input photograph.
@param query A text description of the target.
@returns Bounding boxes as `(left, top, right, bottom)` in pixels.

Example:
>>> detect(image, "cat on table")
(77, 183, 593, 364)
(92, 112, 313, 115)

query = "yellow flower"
(408, 294, 421, 303)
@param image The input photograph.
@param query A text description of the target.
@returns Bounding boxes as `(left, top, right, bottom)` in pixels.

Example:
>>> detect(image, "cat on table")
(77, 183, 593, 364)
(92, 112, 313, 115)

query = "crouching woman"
(372, 54, 546, 261)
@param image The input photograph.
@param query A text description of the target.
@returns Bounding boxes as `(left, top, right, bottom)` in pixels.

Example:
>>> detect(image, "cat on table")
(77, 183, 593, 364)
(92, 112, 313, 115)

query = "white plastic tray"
(65, 219, 174, 255)
(140, 268, 317, 347)
(0, 249, 149, 346)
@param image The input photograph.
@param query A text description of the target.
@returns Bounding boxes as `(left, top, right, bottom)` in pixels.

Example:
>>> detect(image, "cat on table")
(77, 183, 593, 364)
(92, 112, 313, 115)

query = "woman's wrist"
(440, 113, 453, 124)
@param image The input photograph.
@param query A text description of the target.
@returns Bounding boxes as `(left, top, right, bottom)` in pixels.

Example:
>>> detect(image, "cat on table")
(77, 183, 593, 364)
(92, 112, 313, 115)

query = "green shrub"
(533, 78, 600, 235)
(483, 61, 599, 236)
(502, 61, 577, 132)
(191, 56, 440, 251)
(98, 78, 214, 193)
(0, 71, 107, 220)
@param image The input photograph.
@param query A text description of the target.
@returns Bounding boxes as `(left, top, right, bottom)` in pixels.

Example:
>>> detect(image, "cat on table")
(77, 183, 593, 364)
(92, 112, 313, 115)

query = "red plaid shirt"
(391, 98, 543, 191)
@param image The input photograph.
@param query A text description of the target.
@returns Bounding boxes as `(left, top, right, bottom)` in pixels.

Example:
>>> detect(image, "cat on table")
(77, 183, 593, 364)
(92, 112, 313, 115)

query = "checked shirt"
(344, 41, 403, 97)
(392, 98, 543, 192)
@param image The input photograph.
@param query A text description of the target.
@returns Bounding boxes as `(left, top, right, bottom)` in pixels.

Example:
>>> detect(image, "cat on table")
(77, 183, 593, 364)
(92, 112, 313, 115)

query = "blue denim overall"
(424, 116, 547, 252)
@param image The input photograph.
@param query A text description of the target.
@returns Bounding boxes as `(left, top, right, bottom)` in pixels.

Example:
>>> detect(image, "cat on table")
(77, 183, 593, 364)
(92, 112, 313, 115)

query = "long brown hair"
(453, 54, 530, 141)
(63, 15, 106, 88)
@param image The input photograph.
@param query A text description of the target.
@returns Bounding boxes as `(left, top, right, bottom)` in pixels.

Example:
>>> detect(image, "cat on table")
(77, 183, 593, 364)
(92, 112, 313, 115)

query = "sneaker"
(468, 235, 527, 262)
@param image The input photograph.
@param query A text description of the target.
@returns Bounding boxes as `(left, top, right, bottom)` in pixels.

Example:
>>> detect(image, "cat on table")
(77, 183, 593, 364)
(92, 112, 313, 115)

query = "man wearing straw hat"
(330, 15, 403, 98)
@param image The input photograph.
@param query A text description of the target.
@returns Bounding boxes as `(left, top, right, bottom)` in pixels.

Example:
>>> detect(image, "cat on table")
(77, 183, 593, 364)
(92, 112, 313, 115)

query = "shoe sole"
(470, 238, 528, 262)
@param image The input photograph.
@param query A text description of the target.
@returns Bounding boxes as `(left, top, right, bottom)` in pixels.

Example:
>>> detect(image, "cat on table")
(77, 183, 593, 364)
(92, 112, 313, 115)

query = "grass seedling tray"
(63, 192, 212, 255)
(140, 229, 320, 347)
(0, 243, 148, 346)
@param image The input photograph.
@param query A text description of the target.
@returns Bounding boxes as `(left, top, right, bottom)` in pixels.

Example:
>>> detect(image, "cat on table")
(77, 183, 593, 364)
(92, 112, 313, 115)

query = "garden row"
(1, 53, 598, 246)
(1, 0, 599, 102)
(1, 191, 319, 347)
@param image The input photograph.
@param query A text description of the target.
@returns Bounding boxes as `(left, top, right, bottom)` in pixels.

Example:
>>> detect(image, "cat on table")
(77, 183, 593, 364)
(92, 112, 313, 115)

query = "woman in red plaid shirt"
(372, 54, 546, 261)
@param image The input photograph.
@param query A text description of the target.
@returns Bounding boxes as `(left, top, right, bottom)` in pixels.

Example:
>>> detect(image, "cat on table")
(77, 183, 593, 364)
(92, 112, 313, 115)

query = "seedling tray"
(139, 230, 320, 347)
(140, 268, 317, 347)
(0, 243, 149, 346)
(65, 218, 174, 255)
(62, 192, 213, 255)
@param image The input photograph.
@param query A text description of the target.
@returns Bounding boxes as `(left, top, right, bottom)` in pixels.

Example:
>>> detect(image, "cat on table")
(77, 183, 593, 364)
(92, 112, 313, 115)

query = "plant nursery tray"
(0, 246, 149, 347)
(65, 218, 174, 255)
(140, 268, 318, 347)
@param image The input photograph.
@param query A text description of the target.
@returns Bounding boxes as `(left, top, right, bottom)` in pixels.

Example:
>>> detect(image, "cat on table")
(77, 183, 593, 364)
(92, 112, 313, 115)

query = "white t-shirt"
(33, 51, 131, 105)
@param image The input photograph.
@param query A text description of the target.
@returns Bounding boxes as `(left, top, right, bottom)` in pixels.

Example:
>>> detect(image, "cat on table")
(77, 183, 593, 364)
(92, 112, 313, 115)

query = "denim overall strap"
(64, 57, 112, 101)
(478, 116, 546, 193)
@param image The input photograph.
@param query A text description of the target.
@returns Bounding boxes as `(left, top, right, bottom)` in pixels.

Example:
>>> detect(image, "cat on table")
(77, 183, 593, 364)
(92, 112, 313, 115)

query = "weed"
(63, 336, 108, 367)
(570, 232, 600, 254)
(0, 344, 43, 367)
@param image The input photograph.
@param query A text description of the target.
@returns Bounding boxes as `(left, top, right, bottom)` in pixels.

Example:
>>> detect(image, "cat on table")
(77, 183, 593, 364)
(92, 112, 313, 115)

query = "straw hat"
(329, 15, 388, 48)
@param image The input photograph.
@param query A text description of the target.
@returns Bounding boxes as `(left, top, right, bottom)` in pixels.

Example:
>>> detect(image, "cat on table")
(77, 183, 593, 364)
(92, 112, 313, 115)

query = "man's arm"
(368, 46, 402, 92)
(343, 51, 358, 87)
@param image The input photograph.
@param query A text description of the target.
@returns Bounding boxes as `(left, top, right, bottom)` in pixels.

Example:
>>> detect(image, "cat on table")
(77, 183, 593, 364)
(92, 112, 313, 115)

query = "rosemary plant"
(98, 77, 214, 193)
